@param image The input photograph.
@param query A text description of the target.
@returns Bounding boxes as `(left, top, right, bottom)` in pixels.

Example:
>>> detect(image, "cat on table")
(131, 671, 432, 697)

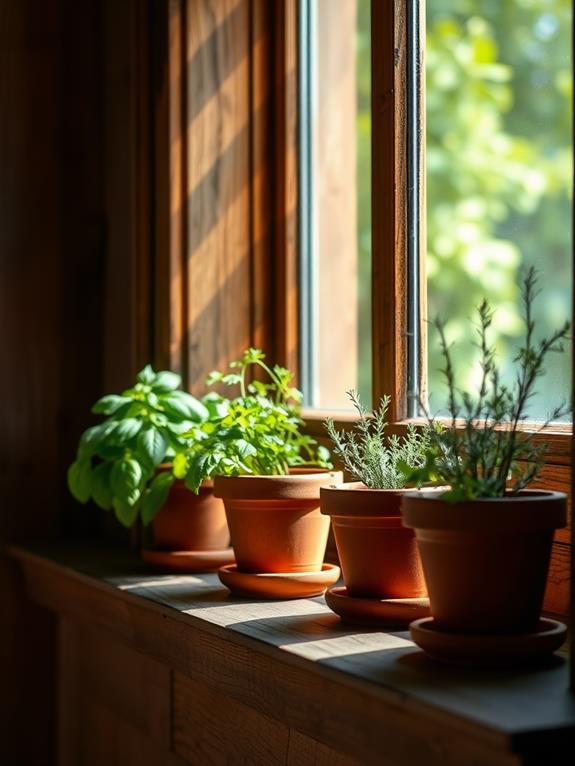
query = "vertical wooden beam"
(371, 0, 408, 421)
(103, 0, 153, 392)
(184, 0, 253, 394)
(250, 0, 274, 358)
(153, 0, 187, 377)
(272, 0, 300, 381)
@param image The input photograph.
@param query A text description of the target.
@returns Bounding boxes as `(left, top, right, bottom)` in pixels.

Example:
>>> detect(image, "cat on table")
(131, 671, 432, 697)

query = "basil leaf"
(111, 458, 142, 505)
(159, 391, 209, 422)
(91, 462, 113, 511)
(92, 394, 130, 415)
(152, 371, 182, 392)
(113, 498, 139, 527)
(112, 418, 142, 442)
(137, 365, 155, 385)
(137, 426, 167, 467)
(79, 420, 118, 456)
(185, 453, 211, 493)
(67, 460, 92, 504)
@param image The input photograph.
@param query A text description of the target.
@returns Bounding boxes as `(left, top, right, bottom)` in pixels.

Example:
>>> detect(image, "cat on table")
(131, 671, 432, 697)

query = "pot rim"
(320, 482, 447, 517)
(214, 470, 343, 500)
(401, 488, 567, 532)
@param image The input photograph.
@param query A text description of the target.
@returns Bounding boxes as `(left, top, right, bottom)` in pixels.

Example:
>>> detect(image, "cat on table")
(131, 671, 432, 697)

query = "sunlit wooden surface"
(10, 544, 575, 766)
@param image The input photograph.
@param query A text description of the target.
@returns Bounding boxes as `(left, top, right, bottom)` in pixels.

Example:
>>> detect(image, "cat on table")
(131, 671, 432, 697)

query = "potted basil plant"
(401, 268, 569, 646)
(67, 365, 230, 557)
(180, 348, 341, 581)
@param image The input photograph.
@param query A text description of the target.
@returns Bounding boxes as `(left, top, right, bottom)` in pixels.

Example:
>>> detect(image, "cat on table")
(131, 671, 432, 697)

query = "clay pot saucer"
(325, 586, 430, 628)
(218, 563, 340, 599)
(142, 547, 235, 573)
(410, 617, 567, 668)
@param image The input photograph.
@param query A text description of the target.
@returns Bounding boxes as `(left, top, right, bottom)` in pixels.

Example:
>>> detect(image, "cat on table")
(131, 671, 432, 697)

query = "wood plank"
(185, 0, 253, 393)
(272, 0, 300, 380)
(11, 545, 575, 766)
(286, 731, 366, 766)
(174, 674, 289, 765)
(371, 0, 408, 420)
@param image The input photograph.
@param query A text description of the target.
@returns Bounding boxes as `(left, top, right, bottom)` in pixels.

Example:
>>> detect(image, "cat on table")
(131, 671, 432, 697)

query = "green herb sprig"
(325, 391, 436, 489)
(180, 349, 332, 492)
(404, 268, 571, 501)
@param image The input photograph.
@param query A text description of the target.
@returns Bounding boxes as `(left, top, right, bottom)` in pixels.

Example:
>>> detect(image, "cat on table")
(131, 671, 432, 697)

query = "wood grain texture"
(185, 0, 253, 393)
(174, 674, 289, 765)
(58, 616, 187, 766)
(272, 0, 300, 381)
(371, 0, 408, 421)
(11, 545, 575, 766)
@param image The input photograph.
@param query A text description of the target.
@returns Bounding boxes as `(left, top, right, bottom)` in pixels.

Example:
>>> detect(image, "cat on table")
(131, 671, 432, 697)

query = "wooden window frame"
(147, 0, 573, 678)
(290, 1, 573, 631)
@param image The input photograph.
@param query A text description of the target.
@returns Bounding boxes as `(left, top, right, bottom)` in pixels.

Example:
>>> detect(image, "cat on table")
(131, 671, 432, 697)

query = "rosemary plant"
(324, 391, 435, 489)
(405, 267, 571, 501)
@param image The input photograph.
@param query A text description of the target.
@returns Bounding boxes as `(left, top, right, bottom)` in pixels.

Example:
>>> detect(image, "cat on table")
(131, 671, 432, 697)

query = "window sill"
(10, 543, 575, 765)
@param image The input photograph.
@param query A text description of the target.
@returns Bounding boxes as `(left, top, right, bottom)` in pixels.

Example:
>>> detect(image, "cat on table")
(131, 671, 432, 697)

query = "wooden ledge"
(9, 544, 575, 766)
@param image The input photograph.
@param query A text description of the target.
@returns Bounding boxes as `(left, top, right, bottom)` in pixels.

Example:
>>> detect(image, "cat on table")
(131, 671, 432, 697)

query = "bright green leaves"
(92, 394, 129, 415)
(67, 460, 93, 503)
(180, 349, 332, 491)
(158, 390, 209, 422)
(141, 472, 174, 525)
(111, 458, 142, 507)
(114, 418, 142, 442)
(153, 371, 182, 392)
(137, 426, 167, 467)
(91, 462, 113, 511)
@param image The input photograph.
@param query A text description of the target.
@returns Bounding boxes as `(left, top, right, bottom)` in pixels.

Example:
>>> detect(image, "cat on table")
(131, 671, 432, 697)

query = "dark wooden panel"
(174, 673, 289, 765)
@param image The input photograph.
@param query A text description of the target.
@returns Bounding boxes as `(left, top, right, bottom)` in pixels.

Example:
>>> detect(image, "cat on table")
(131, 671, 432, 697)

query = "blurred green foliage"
(355, 0, 572, 419)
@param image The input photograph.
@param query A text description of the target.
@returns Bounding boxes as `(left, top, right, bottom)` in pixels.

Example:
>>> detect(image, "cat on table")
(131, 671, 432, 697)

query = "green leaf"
(152, 371, 182, 392)
(91, 462, 113, 511)
(112, 418, 143, 443)
(67, 460, 92, 504)
(113, 498, 139, 527)
(111, 458, 143, 505)
(172, 452, 189, 479)
(79, 420, 118, 456)
(141, 472, 174, 525)
(92, 394, 130, 415)
(235, 438, 257, 459)
(202, 393, 229, 420)
(159, 391, 209, 422)
(137, 426, 167, 466)
(184, 453, 211, 493)
(137, 365, 156, 385)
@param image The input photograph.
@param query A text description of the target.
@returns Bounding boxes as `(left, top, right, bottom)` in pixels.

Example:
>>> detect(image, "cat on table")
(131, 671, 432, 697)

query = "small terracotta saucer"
(325, 586, 430, 628)
(218, 563, 340, 599)
(142, 548, 235, 573)
(410, 617, 567, 668)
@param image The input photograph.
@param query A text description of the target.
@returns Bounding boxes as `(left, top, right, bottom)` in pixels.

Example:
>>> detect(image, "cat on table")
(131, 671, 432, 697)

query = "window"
(296, 0, 572, 620)
(299, 0, 573, 424)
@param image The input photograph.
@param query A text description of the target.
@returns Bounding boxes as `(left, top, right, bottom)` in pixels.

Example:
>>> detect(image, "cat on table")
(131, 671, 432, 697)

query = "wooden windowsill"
(9, 543, 575, 765)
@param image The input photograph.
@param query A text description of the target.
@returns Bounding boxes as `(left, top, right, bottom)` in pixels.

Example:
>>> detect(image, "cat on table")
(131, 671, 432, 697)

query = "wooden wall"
(0, 1, 139, 762)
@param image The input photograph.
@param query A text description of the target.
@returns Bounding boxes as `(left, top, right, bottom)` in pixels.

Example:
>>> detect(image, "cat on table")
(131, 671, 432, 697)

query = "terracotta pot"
(402, 489, 567, 634)
(214, 469, 342, 573)
(321, 482, 428, 599)
(152, 479, 230, 551)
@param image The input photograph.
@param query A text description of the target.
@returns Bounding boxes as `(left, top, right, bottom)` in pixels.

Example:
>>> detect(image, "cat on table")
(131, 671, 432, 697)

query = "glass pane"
(299, 0, 372, 410)
(425, 0, 573, 420)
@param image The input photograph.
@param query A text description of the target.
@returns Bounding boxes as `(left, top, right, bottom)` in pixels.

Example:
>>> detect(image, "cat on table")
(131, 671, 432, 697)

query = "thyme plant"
(405, 267, 571, 501)
(324, 391, 435, 489)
